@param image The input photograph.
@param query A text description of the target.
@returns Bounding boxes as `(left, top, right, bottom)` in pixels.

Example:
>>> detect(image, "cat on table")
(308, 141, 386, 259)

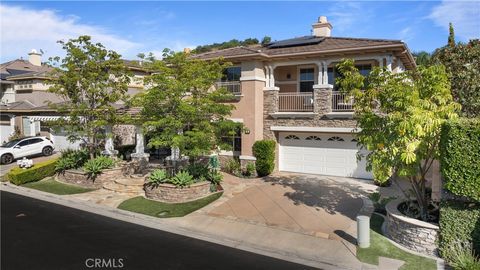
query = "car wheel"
(42, 146, 53, 156)
(1, 154, 14, 164)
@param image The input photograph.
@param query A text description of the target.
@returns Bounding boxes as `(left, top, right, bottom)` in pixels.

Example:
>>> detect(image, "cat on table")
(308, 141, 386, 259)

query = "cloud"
(328, 2, 374, 35)
(0, 4, 140, 61)
(429, 0, 480, 40)
(398, 27, 413, 41)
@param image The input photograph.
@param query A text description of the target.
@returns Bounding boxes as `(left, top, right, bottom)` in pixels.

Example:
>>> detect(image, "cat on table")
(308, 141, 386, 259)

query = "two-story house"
(193, 16, 416, 179)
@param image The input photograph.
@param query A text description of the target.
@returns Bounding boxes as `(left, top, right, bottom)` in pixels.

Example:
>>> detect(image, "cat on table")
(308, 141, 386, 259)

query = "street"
(1, 191, 316, 270)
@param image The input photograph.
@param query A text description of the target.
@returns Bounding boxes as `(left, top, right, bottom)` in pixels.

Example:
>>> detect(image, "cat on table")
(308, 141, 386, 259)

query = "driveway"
(206, 172, 377, 242)
(0, 153, 60, 178)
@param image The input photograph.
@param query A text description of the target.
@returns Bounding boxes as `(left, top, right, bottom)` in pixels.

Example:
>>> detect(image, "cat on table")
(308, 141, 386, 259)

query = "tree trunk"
(409, 175, 428, 221)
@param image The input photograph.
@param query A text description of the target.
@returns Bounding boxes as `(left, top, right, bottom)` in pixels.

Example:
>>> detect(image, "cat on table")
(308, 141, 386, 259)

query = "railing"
(332, 91, 355, 112)
(216, 81, 242, 96)
(278, 92, 314, 112)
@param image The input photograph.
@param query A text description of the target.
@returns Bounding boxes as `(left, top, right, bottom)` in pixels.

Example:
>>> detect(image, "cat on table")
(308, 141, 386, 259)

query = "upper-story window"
(299, 68, 315, 92)
(328, 64, 372, 90)
(222, 67, 241, 82)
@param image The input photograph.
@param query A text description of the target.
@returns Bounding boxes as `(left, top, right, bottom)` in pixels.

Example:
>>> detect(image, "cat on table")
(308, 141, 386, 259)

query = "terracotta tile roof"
(192, 36, 406, 59)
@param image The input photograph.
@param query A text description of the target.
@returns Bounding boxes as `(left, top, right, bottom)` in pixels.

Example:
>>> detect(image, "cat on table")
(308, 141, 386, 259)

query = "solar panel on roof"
(267, 36, 325, 49)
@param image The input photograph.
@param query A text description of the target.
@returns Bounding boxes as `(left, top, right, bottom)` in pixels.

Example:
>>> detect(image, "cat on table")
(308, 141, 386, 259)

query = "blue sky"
(1, 1, 479, 62)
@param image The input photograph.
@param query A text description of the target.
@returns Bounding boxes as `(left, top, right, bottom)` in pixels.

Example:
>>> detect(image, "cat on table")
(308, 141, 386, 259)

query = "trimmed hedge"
(439, 200, 480, 262)
(7, 159, 58, 186)
(252, 140, 276, 177)
(440, 118, 480, 201)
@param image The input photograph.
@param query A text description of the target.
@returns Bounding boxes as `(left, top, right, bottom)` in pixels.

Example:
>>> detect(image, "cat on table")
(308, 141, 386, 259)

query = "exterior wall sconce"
(244, 128, 250, 134)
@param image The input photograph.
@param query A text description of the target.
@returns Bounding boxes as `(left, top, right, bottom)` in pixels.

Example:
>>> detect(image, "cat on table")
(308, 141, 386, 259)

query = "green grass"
(357, 213, 437, 270)
(118, 192, 223, 218)
(23, 178, 95, 195)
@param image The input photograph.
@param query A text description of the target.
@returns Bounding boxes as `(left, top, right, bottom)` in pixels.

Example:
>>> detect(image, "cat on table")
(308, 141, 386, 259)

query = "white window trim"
(297, 65, 317, 92)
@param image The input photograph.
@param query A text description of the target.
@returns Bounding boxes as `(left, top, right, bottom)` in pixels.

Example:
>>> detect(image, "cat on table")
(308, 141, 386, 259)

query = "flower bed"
(57, 167, 123, 188)
(144, 181, 212, 203)
(386, 198, 439, 256)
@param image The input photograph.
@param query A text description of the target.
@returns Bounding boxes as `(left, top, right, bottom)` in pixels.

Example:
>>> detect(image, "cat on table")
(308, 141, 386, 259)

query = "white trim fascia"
(270, 126, 360, 133)
(263, 86, 280, 91)
(239, 76, 266, 82)
(239, 155, 256, 161)
(228, 118, 244, 123)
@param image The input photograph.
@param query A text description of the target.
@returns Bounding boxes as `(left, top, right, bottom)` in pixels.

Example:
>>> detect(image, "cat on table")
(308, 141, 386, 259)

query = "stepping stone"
(378, 257, 405, 270)
(103, 182, 143, 195)
(115, 177, 144, 187)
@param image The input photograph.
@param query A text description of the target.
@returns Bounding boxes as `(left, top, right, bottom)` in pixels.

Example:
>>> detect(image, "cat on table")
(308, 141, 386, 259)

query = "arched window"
(305, 135, 321, 141)
(327, 136, 344, 142)
(351, 138, 358, 142)
(285, 135, 300, 140)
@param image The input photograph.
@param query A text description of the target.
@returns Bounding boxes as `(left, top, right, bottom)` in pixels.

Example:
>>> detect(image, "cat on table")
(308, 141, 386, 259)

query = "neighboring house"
(193, 16, 416, 179)
(0, 50, 149, 148)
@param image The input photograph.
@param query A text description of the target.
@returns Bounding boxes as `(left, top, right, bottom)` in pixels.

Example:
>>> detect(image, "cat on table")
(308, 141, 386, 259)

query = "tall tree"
(48, 36, 130, 159)
(336, 59, 460, 221)
(136, 49, 238, 165)
(448, 22, 455, 48)
(413, 51, 432, 66)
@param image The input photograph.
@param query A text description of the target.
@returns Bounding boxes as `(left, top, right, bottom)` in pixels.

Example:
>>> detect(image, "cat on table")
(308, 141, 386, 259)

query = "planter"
(57, 167, 124, 189)
(144, 181, 211, 203)
(386, 198, 439, 256)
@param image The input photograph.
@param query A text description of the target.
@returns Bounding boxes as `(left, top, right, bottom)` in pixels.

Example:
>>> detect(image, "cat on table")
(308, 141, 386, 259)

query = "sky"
(1, 1, 479, 62)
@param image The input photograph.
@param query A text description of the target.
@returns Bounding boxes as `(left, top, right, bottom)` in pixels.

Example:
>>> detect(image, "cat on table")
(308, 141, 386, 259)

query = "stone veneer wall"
(263, 87, 357, 140)
(386, 199, 439, 256)
(144, 181, 211, 203)
(57, 167, 124, 188)
(113, 124, 136, 146)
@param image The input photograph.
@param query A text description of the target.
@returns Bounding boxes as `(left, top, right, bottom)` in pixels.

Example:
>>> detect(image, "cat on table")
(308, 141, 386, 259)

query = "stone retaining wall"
(144, 181, 211, 203)
(57, 167, 124, 188)
(386, 199, 439, 256)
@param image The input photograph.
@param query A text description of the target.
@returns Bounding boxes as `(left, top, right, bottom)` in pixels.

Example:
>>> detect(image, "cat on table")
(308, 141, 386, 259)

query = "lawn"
(357, 213, 437, 270)
(118, 192, 223, 218)
(23, 178, 95, 195)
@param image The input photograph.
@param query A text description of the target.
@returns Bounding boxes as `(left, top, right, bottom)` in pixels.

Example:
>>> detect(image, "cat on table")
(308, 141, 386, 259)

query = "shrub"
(439, 200, 480, 263)
(55, 148, 89, 173)
(206, 170, 223, 185)
(244, 162, 256, 177)
(252, 140, 275, 177)
(146, 169, 169, 187)
(170, 171, 194, 187)
(186, 163, 210, 180)
(8, 159, 58, 185)
(446, 242, 480, 270)
(83, 156, 116, 179)
(440, 118, 480, 201)
(224, 158, 241, 175)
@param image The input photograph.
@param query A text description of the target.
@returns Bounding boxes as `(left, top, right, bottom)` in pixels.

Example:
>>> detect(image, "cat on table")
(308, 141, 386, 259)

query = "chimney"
(28, 49, 42, 66)
(312, 16, 332, 37)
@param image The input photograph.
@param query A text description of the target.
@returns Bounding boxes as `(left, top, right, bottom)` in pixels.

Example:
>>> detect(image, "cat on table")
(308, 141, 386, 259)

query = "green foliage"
(206, 170, 223, 185)
(244, 162, 256, 177)
(55, 148, 89, 173)
(439, 200, 480, 264)
(433, 39, 480, 117)
(170, 171, 194, 187)
(48, 36, 131, 159)
(136, 49, 237, 163)
(147, 169, 170, 187)
(446, 242, 480, 270)
(252, 140, 276, 177)
(448, 23, 456, 48)
(193, 38, 260, 54)
(8, 159, 58, 185)
(336, 59, 460, 220)
(413, 51, 433, 66)
(224, 158, 241, 175)
(83, 156, 115, 179)
(261, 36, 272, 46)
(368, 192, 396, 214)
(186, 163, 210, 180)
(440, 118, 480, 201)
(208, 155, 220, 171)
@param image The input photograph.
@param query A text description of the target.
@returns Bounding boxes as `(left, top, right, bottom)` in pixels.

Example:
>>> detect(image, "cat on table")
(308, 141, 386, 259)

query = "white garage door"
(50, 129, 82, 151)
(279, 132, 372, 179)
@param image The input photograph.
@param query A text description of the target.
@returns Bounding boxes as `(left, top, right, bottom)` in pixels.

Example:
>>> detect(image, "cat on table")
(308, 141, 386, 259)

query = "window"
(29, 138, 44, 144)
(18, 140, 30, 146)
(220, 126, 242, 152)
(328, 64, 372, 90)
(285, 135, 300, 140)
(305, 135, 321, 141)
(222, 67, 241, 82)
(327, 136, 344, 142)
(299, 68, 314, 92)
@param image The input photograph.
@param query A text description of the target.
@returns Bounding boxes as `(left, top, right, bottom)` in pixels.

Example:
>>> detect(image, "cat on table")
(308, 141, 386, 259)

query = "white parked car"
(0, 136, 55, 164)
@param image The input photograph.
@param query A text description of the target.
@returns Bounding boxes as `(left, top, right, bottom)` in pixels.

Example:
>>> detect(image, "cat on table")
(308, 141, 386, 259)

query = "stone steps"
(102, 179, 144, 196)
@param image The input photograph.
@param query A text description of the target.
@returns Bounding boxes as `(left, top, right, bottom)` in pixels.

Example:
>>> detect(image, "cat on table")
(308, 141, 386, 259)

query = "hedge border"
(7, 158, 58, 185)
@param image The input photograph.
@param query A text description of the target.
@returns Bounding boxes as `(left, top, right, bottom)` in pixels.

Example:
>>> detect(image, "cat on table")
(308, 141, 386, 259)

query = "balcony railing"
(216, 81, 242, 96)
(278, 92, 314, 112)
(332, 91, 355, 112)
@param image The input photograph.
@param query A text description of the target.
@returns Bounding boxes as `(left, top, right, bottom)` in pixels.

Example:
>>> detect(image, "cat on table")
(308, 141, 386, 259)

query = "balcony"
(216, 81, 242, 96)
(331, 91, 354, 112)
(278, 92, 314, 112)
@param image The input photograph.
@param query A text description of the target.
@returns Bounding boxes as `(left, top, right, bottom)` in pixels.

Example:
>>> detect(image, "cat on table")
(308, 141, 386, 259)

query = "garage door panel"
(279, 132, 373, 179)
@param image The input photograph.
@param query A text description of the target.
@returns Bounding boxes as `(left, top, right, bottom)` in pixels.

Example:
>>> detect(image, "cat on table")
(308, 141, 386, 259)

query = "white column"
(104, 126, 116, 156)
(269, 65, 275, 88)
(134, 125, 145, 154)
(264, 66, 271, 87)
(29, 119, 36, 136)
(322, 61, 328, 84)
(378, 57, 384, 69)
(316, 62, 323, 85)
(386, 55, 393, 72)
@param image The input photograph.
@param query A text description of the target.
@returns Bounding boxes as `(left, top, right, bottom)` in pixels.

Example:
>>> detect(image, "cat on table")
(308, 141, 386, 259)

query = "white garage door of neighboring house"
(50, 129, 82, 151)
(279, 132, 373, 179)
